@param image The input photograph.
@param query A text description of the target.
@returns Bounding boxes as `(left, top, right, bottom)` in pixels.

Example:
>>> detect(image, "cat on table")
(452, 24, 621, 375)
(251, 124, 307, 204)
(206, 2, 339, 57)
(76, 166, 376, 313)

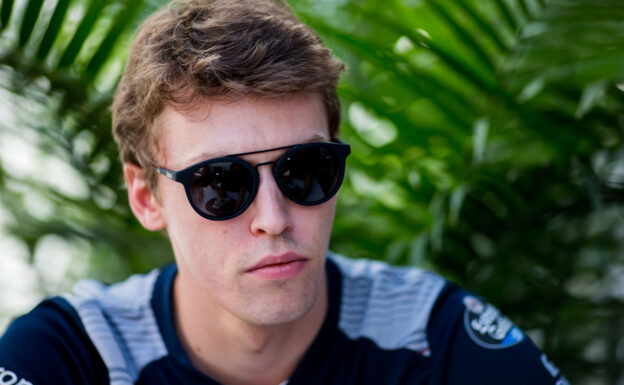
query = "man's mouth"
(246, 253, 308, 280)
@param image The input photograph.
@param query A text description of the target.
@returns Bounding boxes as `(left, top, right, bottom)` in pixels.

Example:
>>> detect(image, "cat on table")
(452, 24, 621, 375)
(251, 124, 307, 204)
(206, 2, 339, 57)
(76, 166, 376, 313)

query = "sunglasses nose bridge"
(254, 160, 277, 170)
(254, 160, 280, 191)
(253, 160, 290, 202)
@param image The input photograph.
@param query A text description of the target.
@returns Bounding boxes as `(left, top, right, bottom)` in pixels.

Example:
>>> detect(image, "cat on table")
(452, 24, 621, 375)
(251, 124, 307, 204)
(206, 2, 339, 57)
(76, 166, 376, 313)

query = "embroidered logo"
(462, 296, 524, 349)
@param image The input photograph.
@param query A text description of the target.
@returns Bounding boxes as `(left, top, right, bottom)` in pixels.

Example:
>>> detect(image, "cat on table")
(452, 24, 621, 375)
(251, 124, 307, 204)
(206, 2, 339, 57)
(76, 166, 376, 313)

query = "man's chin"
(240, 274, 326, 326)
(242, 291, 319, 327)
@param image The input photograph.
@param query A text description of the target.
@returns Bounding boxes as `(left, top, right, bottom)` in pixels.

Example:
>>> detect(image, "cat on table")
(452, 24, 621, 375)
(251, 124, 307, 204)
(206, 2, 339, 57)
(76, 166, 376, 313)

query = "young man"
(0, 0, 567, 384)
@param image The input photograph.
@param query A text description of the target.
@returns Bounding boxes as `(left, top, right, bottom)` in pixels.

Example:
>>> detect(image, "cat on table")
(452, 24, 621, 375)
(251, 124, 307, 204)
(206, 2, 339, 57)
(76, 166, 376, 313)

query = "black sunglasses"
(156, 140, 350, 220)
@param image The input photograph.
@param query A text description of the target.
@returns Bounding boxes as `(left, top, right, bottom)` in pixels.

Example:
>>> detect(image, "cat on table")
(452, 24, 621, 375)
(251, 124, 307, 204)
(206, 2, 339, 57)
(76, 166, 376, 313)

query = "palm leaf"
(84, 0, 145, 81)
(36, 0, 69, 60)
(57, 0, 109, 68)
(18, 0, 44, 47)
(0, 0, 14, 31)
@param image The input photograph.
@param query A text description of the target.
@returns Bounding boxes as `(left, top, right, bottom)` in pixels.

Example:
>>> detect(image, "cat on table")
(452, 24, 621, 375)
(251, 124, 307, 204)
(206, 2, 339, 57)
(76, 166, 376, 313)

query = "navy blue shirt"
(0, 253, 567, 384)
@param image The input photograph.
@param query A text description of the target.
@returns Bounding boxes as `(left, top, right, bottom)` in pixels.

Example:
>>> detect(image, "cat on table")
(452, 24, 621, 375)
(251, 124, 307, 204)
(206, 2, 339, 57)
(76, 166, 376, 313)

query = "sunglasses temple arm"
(156, 167, 179, 181)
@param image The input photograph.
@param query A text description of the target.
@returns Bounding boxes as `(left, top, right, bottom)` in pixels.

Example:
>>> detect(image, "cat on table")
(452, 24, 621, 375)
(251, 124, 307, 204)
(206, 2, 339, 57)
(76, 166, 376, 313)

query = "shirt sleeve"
(0, 297, 109, 385)
(426, 283, 569, 385)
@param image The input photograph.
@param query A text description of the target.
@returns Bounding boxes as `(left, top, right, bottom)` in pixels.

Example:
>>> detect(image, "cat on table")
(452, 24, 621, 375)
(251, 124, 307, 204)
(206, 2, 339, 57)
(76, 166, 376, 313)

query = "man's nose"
(249, 164, 292, 236)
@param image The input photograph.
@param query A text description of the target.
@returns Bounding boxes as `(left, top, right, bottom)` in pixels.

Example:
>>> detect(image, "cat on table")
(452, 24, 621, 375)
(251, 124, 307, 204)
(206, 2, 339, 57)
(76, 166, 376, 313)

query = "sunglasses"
(156, 140, 350, 220)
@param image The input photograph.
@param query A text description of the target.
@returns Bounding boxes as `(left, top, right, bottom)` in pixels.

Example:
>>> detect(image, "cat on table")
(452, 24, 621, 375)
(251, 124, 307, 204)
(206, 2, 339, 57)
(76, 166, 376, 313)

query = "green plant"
(290, 0, 624, 382)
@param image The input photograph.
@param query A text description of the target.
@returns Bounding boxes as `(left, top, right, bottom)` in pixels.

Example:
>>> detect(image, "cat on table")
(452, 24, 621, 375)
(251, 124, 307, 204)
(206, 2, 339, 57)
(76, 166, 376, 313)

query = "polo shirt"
(0, 253, 568, 384)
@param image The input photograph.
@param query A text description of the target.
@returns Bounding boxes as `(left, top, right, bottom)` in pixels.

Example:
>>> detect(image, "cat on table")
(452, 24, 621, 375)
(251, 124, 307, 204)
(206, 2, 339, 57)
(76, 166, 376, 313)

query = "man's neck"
(172, 268, 328, 385)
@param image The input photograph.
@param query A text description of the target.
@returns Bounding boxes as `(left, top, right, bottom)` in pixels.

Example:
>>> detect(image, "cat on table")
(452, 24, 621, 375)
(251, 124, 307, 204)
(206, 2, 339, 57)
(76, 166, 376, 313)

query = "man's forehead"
(154, 94, 330, 167)
(182, 132, 330, 165)
(159, 93, 322, 120)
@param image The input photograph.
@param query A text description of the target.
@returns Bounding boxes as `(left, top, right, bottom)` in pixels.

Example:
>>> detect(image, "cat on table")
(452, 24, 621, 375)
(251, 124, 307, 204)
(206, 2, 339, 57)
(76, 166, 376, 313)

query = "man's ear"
(124, 163, 167, 231)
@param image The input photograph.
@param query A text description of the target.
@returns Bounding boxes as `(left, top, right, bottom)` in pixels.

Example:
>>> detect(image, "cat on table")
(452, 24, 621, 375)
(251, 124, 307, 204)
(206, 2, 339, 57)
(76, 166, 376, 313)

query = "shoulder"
(0, 297, 108, 385)
(0, 265, 173, 385)
(328, 253, 446, 355)
(64, 267, 171, 383)
(327, 254, 568, 384)
(426, 283, 568, 384)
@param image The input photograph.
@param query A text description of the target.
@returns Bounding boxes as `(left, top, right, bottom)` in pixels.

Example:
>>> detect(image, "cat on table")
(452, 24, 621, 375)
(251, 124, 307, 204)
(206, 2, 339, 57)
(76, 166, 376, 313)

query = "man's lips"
(245, 253, 308, 280)
(246, 252, 308, 272)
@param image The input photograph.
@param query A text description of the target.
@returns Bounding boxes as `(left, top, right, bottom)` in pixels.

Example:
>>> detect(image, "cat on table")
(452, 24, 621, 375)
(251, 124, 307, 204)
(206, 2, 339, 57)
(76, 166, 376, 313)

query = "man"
(0, 0, 567, 384)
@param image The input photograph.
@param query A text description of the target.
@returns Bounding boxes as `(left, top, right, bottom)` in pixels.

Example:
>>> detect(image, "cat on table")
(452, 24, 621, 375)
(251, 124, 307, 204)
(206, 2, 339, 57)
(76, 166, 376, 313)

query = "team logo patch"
(462, 296, 524, 349)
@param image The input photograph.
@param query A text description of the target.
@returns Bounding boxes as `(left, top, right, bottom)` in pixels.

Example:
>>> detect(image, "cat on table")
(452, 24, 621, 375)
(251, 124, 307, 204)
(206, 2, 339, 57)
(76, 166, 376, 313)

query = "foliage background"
(0, 0, 623, 383)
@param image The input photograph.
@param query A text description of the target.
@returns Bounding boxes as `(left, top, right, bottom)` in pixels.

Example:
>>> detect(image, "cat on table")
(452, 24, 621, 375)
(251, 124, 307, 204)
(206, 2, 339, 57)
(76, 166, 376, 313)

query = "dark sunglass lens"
(189, 161, 254, 218)
(278, 146, 343, 204)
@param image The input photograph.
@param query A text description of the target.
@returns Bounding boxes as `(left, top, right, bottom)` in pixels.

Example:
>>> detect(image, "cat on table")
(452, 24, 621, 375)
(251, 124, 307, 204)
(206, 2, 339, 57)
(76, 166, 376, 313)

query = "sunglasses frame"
(156, 139, 351, 221)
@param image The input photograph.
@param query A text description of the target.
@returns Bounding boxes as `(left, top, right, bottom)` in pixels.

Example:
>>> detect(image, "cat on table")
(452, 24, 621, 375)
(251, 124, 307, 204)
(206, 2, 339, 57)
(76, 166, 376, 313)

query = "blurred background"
(0, 0, 623, 382)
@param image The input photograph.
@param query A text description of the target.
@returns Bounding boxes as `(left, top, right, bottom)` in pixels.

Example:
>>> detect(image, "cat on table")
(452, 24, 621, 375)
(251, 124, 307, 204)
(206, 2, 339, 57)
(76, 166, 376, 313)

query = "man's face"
(154, 93, 337, 326)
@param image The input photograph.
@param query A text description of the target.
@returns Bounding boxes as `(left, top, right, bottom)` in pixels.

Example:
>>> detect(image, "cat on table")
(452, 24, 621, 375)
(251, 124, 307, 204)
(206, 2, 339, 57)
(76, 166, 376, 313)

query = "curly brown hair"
(112, 0, 345, 193)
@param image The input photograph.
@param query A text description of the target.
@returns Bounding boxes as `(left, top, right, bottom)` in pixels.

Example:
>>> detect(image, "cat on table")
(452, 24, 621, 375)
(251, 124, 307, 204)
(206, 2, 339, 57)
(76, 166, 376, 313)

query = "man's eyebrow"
(183, 151, 219, 166)
(181, 133, 330, 167)
(299, 133, 330, 145)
